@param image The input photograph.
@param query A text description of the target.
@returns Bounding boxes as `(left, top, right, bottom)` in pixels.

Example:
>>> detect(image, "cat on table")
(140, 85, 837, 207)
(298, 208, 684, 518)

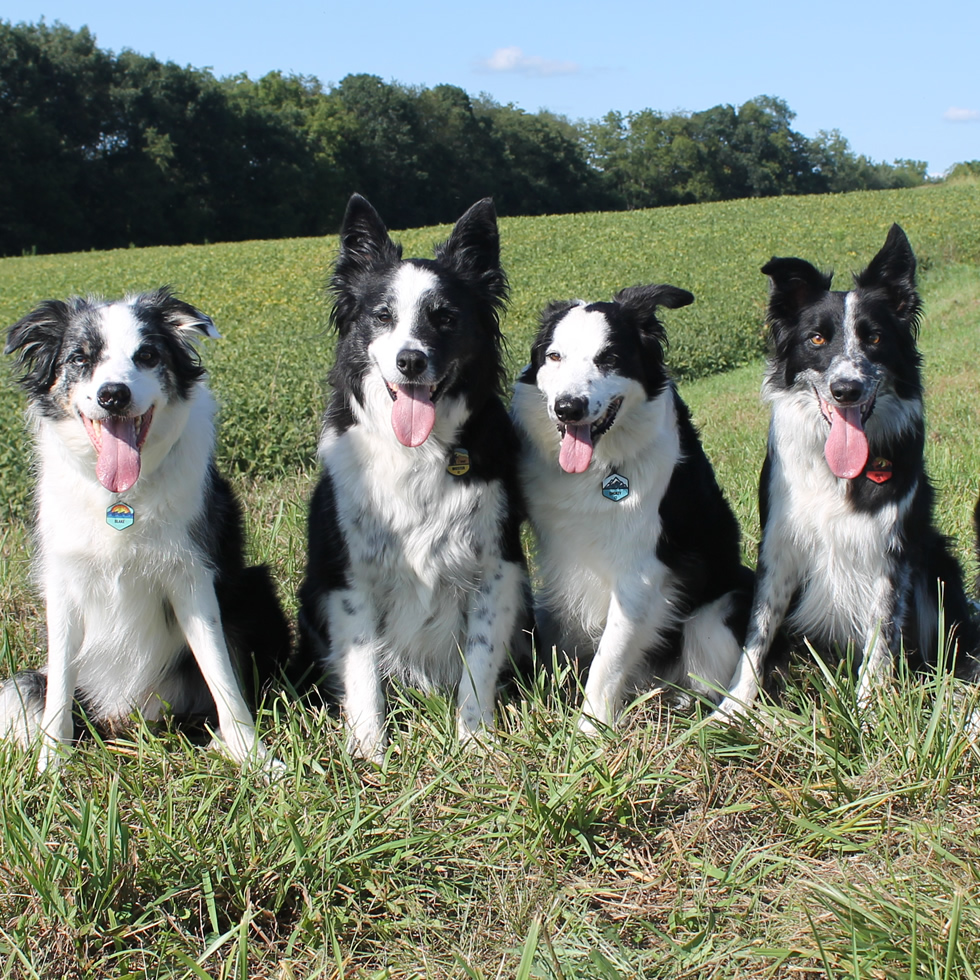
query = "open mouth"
(816, 386, 877, 480)
(81, 408, 154, 493)
(556, 396, 624, 474)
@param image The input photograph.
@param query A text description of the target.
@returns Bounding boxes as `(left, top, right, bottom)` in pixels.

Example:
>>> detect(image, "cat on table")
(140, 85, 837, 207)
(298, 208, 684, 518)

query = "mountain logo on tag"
(601, 473, 629, 502)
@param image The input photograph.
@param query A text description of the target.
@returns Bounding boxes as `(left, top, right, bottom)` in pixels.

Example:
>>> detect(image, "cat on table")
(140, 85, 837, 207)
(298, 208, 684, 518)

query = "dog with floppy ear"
(0, 288, 290, 771)
(512, 283, 754, 730)
(713, 224, 980, 722)
(295, 193, 532, 761)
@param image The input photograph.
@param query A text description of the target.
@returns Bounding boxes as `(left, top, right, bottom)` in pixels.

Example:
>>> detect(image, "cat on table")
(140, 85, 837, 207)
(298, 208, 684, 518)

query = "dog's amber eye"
(868, 332, 881, 345)
(134, 348, 160, 367)
(546, 351, 561, 363)
(809, 333, 826, 346)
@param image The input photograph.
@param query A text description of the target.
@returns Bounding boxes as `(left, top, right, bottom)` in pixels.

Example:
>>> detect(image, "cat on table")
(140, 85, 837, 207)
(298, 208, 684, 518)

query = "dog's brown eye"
(376, 310, 392, 324)
(546, 352, 561, 363)
(135, 348, 160, 367)
(809, 333, 826, 346)
(868, 333, 881, 345)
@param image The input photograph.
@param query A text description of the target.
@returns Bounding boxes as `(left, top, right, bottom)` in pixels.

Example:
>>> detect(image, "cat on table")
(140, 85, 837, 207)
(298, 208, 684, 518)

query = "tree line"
(0, 20, 950, 257)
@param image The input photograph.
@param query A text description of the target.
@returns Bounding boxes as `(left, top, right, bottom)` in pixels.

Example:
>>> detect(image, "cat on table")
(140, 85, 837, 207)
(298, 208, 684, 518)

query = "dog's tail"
(0, 670, 46, 748)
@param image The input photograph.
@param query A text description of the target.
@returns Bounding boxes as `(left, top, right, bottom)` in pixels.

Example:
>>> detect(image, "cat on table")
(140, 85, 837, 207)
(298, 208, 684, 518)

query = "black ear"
(135, 287, 219, 341)
(761, 256, 833, 320)
(329, 194, 403, 333)
(435, 198, 508, 310)
(854, 223, 920, 330)
(5, 299, 74, 394)
(614, 283, 694, 315)
(336, 193, 402, 271)
(614, 283, 694, 350)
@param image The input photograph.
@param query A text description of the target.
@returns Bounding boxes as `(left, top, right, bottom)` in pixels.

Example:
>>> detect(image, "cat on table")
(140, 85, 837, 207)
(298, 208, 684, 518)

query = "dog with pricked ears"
(512, 283, 754, 731)
(295, 193, 532, 761)
(0, 288, 290, 772)
(713, 224, 980, 723)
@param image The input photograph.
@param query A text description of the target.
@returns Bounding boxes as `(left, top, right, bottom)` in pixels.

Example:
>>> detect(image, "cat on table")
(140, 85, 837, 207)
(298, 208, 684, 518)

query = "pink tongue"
(96, 417, 141, 493)
(391, 385, 436, 447)
(824, 404, 869, 479)
(559, 424, 594, 474)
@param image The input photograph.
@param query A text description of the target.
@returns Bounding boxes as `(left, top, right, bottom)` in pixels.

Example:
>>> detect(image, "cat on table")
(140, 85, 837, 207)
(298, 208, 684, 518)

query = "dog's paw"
(708, 698, 748, 726)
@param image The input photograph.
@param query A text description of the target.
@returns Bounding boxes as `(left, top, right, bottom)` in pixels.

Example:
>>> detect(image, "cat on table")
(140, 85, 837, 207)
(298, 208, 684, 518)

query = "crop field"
(0, 183, 980, 978)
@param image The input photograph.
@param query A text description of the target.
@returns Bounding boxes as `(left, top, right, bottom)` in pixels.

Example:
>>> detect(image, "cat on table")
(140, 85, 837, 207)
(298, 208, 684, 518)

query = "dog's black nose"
(97, 382, 132, 412)
(396, 348, 428, 379)
(830, 379, 865, 405)
(554, 394, 589, 423)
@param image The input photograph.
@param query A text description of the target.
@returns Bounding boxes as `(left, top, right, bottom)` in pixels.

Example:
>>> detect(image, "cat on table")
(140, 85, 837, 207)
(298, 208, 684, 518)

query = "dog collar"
(865, 457, 893, 483)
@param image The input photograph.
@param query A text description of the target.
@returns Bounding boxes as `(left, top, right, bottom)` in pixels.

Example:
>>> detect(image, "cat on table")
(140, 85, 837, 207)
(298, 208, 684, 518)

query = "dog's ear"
(853, 223, 921, 331)
(336, 193, 402, 272)
(435, 198, 508, 311)
(614, 284, 694, 352)
(614, 284, 694, 316)
(5, 299, 72, 393)
(330, 194, 403, 334)
(140, 288, 219, 340)
(761, 257, 833, 319)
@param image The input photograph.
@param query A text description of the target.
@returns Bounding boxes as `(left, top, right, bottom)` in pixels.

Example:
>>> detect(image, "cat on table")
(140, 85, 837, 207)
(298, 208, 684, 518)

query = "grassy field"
(1, 187, 980, 978)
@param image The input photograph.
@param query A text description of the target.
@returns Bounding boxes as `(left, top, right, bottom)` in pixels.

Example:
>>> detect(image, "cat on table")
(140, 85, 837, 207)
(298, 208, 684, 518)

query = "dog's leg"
(579, 576, 671, 735)
(327, 589, 387, 762)
(712, 557, 797, 723)
(457, 559, 524, 744)
(169, 570, 275, 771)
(37, 588, 82, 772)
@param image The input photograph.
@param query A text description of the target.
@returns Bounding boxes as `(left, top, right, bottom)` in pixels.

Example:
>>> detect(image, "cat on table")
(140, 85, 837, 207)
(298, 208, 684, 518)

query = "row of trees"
(0, 20, 942, 256)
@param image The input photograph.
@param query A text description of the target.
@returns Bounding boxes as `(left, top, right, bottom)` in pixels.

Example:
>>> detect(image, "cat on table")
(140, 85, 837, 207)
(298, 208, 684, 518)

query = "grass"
(1, 190, 980, 977)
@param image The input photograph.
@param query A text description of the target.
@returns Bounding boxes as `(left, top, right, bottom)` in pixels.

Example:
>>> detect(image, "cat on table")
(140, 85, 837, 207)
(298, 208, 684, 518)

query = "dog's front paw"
(708, 697, 748, 726)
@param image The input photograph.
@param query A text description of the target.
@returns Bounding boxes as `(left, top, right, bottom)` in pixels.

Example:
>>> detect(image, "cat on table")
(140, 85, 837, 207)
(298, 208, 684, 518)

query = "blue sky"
(7, 0, 979, 175)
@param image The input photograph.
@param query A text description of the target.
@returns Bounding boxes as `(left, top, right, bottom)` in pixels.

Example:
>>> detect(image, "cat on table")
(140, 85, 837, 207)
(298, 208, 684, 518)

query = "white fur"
(513, 308, 744, 731)
(713, 381, 923, 723)
(5, 299, 274, 772)
(315, 387, 524, 759)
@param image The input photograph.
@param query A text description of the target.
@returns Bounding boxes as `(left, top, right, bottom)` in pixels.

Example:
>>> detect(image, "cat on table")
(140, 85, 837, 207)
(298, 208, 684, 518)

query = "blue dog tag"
(601, 473, 629, 502)
(106, 502, 135, 530)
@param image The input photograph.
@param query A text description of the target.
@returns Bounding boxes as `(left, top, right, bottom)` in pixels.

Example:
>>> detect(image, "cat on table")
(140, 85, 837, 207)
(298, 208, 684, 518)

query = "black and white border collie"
(512, 285, 754, 732)
(296, 193, 531, 761)
(0, 289, 290, 771)
(714, 225, 979, 722)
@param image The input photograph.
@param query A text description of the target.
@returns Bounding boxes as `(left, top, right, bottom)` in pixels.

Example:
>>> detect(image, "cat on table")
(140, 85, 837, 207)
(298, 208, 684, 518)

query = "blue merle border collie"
(714, 224, 979, 722)
(0, 288, 289, 771)
(511, 284, 754, 732)
(296, 193, 532, 761)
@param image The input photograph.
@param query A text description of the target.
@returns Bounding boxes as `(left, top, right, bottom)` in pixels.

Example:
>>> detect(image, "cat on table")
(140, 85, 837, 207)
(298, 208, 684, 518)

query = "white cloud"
(943, 106, 980, 122)
(480, 46, 579, 77)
